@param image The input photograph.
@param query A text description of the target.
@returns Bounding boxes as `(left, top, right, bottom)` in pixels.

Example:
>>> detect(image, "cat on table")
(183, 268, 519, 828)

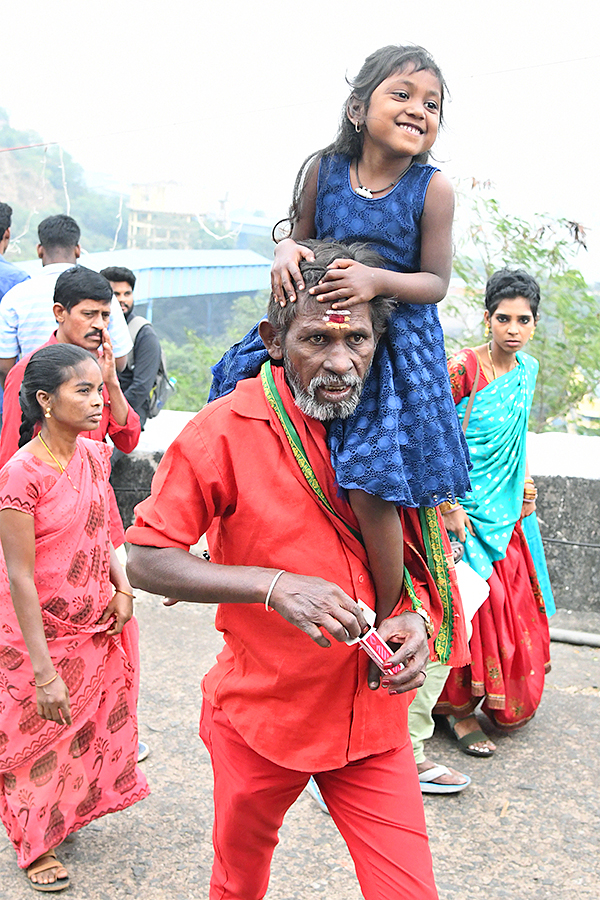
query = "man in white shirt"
(0, 214, 131, 387)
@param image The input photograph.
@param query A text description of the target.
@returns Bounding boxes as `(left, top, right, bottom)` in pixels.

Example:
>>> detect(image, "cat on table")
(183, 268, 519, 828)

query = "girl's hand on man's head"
(309, 259, 381, 308)
(271, 239, 315, 306)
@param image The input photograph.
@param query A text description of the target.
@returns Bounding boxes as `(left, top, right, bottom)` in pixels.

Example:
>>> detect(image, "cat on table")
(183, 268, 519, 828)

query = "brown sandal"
(26, 850, 70, 892)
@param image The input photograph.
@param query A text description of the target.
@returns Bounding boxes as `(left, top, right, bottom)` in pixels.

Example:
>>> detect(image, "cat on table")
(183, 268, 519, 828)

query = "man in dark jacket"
(101, 266, 161, 429)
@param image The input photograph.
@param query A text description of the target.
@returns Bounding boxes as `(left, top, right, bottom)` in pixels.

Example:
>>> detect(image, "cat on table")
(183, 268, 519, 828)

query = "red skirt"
(435, 523, 551, 729)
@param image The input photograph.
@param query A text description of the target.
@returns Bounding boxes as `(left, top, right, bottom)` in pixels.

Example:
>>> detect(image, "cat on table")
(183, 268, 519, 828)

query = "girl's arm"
(271, 159, 319, 304)
(97, 543, 135, 636)
(0, 508, 72, 724)
(311, 172, 455, 307)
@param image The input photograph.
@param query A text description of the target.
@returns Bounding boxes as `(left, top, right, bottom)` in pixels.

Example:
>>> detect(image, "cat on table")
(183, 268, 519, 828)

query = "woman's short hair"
(485, 268, 541, 318)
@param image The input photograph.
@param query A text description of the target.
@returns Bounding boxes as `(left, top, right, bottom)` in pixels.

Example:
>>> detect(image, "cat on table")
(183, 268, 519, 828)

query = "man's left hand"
(367, 610, 429, 694)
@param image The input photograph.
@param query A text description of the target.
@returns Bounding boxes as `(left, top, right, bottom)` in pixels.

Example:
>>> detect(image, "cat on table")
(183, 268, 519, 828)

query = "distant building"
(127, 183, 205, 250)
(126, 183, 273, 254)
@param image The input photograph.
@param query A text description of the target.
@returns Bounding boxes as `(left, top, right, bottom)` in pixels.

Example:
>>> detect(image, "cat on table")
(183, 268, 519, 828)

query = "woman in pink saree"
(0, 344, 149, 891)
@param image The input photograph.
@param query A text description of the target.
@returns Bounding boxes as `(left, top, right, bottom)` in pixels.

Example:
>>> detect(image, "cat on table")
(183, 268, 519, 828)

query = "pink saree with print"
(0, 438, 148, 868)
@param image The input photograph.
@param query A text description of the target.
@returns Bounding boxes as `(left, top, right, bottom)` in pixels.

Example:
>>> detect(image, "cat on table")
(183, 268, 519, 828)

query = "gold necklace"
(38, 434, 79, 492)
(487, 342, 498, 381)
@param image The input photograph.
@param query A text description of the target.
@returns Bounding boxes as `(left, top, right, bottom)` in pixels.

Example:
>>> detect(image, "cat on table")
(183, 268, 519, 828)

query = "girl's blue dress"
(209, 154, 471, 507)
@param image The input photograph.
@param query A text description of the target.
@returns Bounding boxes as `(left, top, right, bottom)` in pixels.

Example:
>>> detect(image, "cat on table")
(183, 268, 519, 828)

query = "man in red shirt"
(126, 242, 458, 899)
(0, 266, 140, 546)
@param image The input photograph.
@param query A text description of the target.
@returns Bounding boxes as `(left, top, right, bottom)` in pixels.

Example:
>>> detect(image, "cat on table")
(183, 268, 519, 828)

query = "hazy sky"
(3, 0, 599, 278)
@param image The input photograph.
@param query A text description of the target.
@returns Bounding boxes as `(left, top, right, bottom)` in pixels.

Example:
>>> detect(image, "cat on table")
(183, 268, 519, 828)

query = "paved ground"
(1, 596, 599, 899)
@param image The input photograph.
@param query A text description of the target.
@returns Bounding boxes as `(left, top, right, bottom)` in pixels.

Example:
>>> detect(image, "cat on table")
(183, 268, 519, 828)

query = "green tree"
(446, 181, 600, 432)
(162, 332, 226, 412)
(163, 290, 269, 411)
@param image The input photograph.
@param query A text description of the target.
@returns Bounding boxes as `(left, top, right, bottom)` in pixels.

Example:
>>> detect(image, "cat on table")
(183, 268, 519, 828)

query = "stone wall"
(534, 475, 600, 613)
(112, 450, 600, 615)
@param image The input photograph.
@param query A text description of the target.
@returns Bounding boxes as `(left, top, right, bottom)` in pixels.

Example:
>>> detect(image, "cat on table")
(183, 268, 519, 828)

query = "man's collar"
(39, 262, 77, 274)
(229, 375, 271, 420)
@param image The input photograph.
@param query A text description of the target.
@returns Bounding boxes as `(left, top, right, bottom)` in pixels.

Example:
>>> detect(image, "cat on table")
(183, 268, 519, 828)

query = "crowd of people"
(0, 41, 554, 899)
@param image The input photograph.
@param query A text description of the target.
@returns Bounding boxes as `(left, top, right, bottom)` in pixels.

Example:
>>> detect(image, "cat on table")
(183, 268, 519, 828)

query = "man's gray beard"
(283, 352, 367, 421)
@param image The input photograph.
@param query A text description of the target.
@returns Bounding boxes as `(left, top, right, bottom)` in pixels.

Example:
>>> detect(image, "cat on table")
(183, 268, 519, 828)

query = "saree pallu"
(437, 350, 551, 728)
(0, 439, 148, 868)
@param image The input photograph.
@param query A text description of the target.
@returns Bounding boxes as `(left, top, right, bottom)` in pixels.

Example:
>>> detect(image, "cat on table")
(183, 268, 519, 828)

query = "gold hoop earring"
(354, 121, 361, 134)
(45, 408, 51, 419)
(530, 327, 536, 340)
(484, 323, 490, 338)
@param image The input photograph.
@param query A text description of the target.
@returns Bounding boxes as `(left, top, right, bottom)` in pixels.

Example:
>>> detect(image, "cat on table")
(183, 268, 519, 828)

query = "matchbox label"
(358, 628, 404, 674)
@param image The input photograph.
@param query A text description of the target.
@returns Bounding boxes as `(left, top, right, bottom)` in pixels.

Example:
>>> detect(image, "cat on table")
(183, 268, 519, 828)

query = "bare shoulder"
(423, 170, 455, 211)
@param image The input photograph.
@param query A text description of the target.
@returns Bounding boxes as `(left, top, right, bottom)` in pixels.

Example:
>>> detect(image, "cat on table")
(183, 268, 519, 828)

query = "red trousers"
(200, 701, 438, 900)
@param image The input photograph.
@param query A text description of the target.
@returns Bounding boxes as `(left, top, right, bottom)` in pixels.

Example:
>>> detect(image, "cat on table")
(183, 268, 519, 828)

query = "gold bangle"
(115, 589, 135, 598)
(412, 607, 435, 638)
(439, 500, 462, 515)
(35, 672, 59, 689)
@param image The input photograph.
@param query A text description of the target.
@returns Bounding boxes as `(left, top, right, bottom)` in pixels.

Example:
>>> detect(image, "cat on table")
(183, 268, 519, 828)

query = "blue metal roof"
(15, 248, 272, 302)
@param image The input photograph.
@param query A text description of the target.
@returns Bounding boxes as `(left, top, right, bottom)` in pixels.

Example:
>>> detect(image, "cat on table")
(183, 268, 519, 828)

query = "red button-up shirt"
(127, 372, 411, 771)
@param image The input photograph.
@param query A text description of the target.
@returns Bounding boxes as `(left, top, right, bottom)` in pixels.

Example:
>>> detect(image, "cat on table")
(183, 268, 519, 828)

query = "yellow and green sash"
(261, 360, 455, 661)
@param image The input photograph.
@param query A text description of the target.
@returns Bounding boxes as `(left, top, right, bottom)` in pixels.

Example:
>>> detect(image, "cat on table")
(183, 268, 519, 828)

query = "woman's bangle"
(412, 607, 435, 638)
(35, 671, 59, 689)
(265, 570, 286, 611)
(439, 500, 462, 515)
(115, 589, 135, 599)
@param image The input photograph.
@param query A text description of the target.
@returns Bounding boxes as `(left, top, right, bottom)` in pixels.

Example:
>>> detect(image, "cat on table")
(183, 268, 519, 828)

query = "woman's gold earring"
(45, 408, 51, 419)
(484, 323, 490, 338)
(530, 327, 536, 340)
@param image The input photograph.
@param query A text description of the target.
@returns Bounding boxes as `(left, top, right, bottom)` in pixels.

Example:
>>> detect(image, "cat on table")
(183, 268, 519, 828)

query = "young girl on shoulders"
(211, 44, 471, 630)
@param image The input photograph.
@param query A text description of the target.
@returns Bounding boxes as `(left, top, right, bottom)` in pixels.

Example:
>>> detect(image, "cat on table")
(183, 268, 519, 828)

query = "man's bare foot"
(417, 758, 471, 793)
(449, 714, 496, 755)
(26, 850, 70, 890)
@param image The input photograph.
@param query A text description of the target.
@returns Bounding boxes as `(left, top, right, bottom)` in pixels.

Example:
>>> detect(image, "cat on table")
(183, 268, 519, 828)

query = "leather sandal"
(447, 714, 495, 758)
(26, 849, 70, 892)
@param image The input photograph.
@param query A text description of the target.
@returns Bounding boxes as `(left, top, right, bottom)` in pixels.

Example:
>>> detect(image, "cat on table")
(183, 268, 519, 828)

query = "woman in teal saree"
(436, 269, 553, 755)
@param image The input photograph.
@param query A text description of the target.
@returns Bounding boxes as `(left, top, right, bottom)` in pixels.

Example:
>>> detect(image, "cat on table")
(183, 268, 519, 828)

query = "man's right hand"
(268, 572, 369, 647)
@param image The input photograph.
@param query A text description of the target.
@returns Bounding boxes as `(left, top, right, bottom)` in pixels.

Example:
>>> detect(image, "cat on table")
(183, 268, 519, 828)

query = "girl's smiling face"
(486, 296, 538, 355)
(356, 67, 442, 161)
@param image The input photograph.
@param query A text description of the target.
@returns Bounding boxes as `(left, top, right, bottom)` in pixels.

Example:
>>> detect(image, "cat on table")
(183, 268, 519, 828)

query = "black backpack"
(127, 316, 175, 418)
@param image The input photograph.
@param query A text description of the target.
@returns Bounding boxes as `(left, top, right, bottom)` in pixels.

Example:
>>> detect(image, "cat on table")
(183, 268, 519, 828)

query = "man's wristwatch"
(412, 607, 435, 638)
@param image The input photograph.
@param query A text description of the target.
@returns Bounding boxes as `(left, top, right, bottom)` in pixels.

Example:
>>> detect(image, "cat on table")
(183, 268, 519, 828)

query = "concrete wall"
(534, 475, 600, 612)
(112, 415, 600, 614)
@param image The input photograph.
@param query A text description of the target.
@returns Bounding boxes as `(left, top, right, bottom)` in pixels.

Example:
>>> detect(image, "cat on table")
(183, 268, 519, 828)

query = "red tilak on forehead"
(322, 309, 352, 328)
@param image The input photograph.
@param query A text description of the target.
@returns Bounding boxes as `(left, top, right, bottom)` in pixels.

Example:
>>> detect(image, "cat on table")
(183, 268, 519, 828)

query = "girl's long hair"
(275, 44, 448, 240)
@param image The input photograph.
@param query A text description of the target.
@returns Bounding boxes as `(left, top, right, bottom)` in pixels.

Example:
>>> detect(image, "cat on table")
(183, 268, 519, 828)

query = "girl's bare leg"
(348, 490, 404, 624)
